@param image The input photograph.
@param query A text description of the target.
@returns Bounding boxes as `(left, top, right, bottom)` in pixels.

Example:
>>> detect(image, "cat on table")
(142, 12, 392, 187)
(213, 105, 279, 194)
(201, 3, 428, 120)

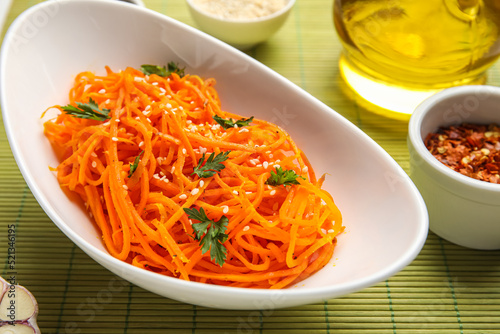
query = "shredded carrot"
(43, 66, 344, 289)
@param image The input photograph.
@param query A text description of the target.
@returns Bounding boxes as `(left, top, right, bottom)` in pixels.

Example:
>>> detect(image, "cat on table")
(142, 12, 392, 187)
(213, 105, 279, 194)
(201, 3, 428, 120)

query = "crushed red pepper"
(424, 123, 500, 184)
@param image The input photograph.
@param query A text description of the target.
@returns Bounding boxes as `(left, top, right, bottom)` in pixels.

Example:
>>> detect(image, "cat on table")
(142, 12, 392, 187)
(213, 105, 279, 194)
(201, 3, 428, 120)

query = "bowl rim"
(1, 0, 428, 308)
(408, 85, 500, 193)
(185, 0, 296, 23)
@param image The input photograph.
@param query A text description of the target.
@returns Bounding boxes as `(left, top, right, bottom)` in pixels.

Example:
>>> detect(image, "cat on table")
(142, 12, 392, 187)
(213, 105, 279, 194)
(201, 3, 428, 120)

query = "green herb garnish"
(192, 151, 230, 178)
(183, 207, 229, 267)
(61, 98, 111, 121)
(213, 115, 254, 130)
(128, 150, 144, 178)
(140, 62, 185, 77)
(265, 167, 305, 187)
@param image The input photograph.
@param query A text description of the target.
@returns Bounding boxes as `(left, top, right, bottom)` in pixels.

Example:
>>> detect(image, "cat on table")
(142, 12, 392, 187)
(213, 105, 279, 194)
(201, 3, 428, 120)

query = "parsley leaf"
(61, 98, 111, 121)
(213, 115, 254, 130)
(192, 151, 230, 178)
(183, 207, 229, 267)
(140, 62, 185, 78)
(265, 167, 305, 187)
(128, 150, 144, 178)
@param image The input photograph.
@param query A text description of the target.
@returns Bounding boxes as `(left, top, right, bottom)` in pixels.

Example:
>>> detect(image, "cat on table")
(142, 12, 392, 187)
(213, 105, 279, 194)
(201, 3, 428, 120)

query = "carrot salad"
(43, 65, 343, 289)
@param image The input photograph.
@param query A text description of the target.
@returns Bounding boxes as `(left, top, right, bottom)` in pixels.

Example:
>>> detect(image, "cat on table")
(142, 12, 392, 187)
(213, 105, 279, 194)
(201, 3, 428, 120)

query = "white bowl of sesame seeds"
(1, 0, 428, 309)
(186, 0, 295, 49)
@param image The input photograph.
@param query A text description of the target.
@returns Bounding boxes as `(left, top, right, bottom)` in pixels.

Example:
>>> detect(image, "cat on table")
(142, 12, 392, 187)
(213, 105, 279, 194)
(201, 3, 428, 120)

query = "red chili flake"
(424, 123, 500, 184)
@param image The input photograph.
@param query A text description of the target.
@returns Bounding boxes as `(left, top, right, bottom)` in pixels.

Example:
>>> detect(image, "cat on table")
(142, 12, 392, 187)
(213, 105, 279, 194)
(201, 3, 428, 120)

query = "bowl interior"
(409, 85, 500, 192)
(186, 0, 295, 22)
(0, 0, 428, 309)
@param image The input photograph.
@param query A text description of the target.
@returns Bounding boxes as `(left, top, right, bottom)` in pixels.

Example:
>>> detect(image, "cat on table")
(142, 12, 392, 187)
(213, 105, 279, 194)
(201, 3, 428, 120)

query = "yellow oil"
(334, 0, 500, 120)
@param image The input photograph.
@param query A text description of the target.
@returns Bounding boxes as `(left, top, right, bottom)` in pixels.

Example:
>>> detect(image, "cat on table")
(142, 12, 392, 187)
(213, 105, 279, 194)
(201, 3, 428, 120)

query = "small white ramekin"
(186, 0, 295, 50)
(408, 85, 500, 250)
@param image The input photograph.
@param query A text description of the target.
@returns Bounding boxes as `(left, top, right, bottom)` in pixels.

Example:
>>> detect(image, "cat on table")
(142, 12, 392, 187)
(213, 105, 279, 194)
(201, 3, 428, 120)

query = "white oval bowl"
(408, 85, 500, 250)
(186, 0, 295, 50)
(1, 0, 428, 309)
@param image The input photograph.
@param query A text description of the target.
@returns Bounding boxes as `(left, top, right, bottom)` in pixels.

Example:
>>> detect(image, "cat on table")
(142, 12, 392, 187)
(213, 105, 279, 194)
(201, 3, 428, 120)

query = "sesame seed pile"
(192, 0, 287, 19)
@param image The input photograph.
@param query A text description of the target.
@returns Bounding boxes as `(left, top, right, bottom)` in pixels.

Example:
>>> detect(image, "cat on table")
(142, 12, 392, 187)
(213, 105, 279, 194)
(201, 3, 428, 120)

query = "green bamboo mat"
(1, 0, 500, 333)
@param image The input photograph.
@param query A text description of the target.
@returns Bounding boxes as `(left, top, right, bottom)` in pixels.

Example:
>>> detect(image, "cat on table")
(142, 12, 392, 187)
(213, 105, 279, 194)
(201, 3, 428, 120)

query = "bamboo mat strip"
(1, 0, 500, 333)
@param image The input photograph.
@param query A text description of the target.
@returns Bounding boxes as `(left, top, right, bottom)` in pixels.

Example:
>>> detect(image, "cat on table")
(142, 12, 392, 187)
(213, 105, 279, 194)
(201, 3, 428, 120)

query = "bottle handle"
(444, 0, 481, 21)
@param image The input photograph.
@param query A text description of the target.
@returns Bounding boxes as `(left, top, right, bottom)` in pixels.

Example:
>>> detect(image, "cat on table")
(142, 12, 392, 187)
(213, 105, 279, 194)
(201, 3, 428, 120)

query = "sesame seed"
(164, 178, 169, 183)
(187, 120, 193, 124)
(199, 147, 207, 154)
(122, 184, 128, 190)
(179, 194, 187, 200)
(152, 82, 158, 85)
(182, 148, 187, 154)
(179, 106, 184, 110)
(139, 141, 144, 147)
(146, 118, 151, 123)
(242, 226, 250, 232)
(111, 137, 119, 142)
(191, 188, 200, 195)
(145, 105, 151, 111)
(233, 190, 239, 196)
(256, 164, 262, 167)
(160, 87, 166, 93)
(269, 154, 273, 159)
(233, 124, 238, 128)
(222, 205, 229, 214)
(99, 89, 106, 94)
(263, 161, 269, 169)
(302, 166, 308, 173)
(153, 174, 160, 179)
(167, 94, 172, 98)
(199, 180, 204, 187)
(135, 116, 140, 120)
(321, 228, 327, 234)
(105, 99, 111, 104)
(273, 164, 281, 169)
(171, 166, 176, 173)
(189, 219, 193, 225)
(328, 229, 335, 234)
(134, 77, 144, 82)
(160, 171, 165, 176)
(239, 128, 249, 133)
(115, 118, 120, 122)
(166, 103, 172, 108)
(270, 190, 276, 196)
(91, 161, 97, 168)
